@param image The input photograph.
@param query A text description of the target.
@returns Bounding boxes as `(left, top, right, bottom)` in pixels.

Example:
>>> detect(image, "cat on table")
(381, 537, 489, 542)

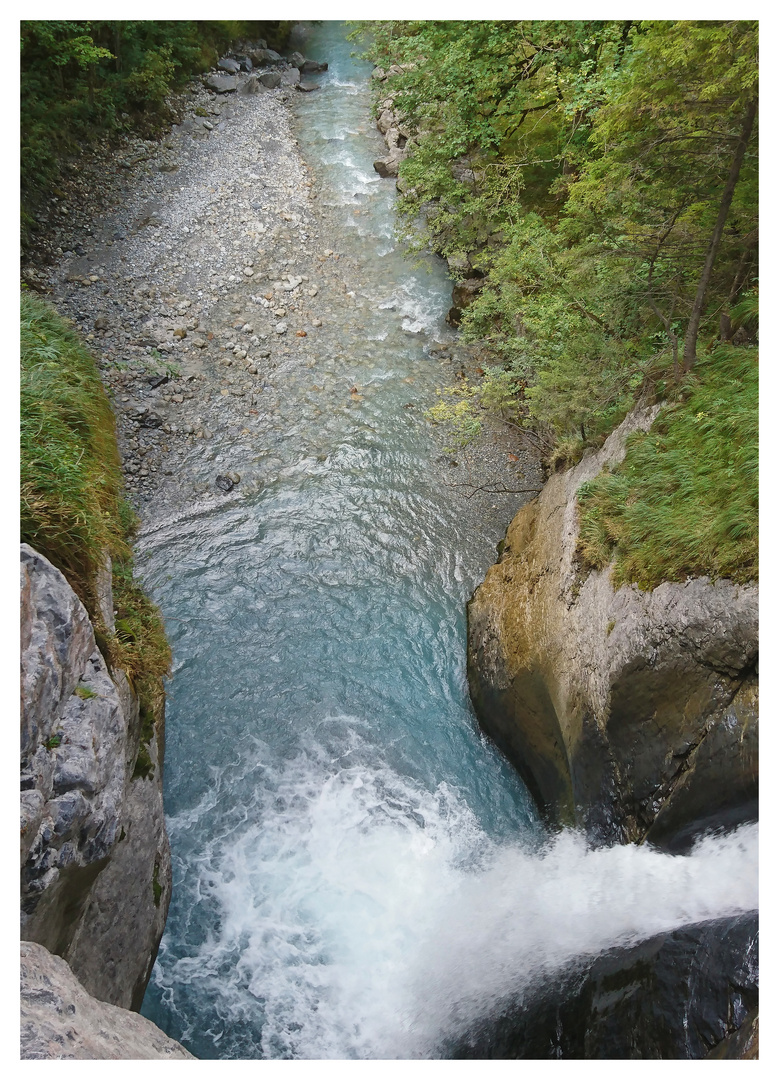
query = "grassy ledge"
(20, 292, 171, 748)
(576, 346, 758, 590)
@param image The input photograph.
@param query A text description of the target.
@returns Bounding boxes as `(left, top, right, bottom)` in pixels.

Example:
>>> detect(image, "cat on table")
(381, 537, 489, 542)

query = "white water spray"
(152, 736, 757, 1059)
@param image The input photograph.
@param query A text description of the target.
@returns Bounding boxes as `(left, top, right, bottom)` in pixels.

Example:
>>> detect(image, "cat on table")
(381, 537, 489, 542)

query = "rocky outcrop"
(21, 942, 193, 1060)
(20, 544, 171, 1011)
(372, 66, 413, 179)
(453, 912, 758, 1059)
(467, 407, 758, 845)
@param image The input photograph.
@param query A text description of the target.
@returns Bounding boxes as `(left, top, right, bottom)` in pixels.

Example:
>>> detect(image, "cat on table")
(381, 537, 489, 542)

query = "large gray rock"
(467, 408, 758, 844)
(20, 545, 172, 1010)
(20, 942, 194, 1059)
(259, 70, 282, 89)
(206, 74, 237, 94)
(217, 57, 240, 74)
(280, 66, 301, 87)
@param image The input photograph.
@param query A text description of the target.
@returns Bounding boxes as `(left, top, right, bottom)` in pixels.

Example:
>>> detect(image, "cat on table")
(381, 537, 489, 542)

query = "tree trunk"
(682, 98, 757, 371)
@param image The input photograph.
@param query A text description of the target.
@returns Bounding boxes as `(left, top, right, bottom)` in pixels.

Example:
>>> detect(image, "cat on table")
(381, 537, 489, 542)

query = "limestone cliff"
(467, 407, 758, 846)
(21, 941, 193, 1059)
(20, 543, 172, 1012)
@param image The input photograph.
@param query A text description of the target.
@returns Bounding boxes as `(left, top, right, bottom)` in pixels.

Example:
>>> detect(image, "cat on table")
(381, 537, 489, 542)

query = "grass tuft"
(21, 292, 171, 732)
(577, 346, 758, 590)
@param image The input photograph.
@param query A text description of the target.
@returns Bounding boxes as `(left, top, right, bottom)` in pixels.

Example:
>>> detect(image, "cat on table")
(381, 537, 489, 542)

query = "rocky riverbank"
(25, 39, 539, 536)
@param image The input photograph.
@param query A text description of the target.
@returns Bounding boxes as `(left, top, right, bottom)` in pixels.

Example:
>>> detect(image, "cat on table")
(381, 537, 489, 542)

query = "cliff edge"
(467, 406, 758, 847)
(21, 543, 172, 1012)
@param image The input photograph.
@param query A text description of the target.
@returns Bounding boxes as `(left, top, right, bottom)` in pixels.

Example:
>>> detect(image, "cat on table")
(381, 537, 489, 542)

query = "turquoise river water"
(139, 24, 758, 1060)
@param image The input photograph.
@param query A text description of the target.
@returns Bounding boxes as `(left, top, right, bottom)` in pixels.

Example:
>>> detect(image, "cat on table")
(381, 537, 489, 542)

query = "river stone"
(301, 59, 328, 74)
(467, 405, 759, 845)
(21, 942, 194, 1059)
(296, 81, 320, 93)
(280, 67, 301, 87)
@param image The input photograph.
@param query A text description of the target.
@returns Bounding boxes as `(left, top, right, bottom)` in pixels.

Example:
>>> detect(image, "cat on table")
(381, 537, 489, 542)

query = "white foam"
(154, 736, 758, 1059)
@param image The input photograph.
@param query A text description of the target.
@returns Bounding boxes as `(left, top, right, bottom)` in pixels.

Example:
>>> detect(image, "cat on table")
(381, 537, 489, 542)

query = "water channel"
(139, 24, 758, 1060)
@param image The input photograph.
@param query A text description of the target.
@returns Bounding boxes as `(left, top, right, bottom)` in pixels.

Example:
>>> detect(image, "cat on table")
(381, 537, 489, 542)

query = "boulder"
(20, 942, 194, 1059)
(373, 151, 406, 178)
(217, 57, 240, 74)
(258, 70, 282, 89)
(301, 59, 328, 74)
(20, 545, 172, 1011)
(239, 75, 263, 96)
(296, 81, 320, 93)
(280, 67, 301, 87)
(467, 407, 759, 844)
(289, 51, 306, 69)
(248, 47, 282, 66)
(453, 912, 759, 1059)
(206, 74, 237, 94)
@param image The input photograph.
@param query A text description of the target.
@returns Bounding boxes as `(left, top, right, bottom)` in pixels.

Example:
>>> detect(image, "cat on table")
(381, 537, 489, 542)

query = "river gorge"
(21, 22, 758, 1061)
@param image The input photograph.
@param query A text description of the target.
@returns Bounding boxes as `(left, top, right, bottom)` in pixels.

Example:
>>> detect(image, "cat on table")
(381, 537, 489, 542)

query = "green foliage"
(356, 20, 758, 461)
(74, 685, 97, 700)
(577, 346, 758, 588)
(21, 291, 129, 595)
(20, 293, 171, 732)
(424, 380, 482, 450)
(152, 859, 163, 905)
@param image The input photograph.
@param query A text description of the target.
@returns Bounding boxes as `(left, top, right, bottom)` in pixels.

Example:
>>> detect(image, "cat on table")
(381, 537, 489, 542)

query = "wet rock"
(453, 912, 759, 1060)
(301, 59, 328, 74)
(296, 81, 320, 93)
(215, 474, 234, 493)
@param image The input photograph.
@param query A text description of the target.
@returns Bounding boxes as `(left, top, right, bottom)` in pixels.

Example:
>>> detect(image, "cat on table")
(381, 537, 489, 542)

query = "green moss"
(577, 346, 758, 590)
(152, 859, 163, 907)
(74, 685, 97, 700)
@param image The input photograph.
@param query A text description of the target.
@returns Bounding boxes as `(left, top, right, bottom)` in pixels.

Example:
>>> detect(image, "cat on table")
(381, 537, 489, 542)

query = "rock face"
(453, 912, 758, 1059)
(20, 942, 193, 1060)
(467, 407, 758, 845)
(20, 544, 172, 1011)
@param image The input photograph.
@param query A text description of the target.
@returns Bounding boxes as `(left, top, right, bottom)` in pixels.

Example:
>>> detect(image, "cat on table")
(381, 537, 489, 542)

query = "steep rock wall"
(20, 543, 172, 1011)
(467, 408, 758, 845)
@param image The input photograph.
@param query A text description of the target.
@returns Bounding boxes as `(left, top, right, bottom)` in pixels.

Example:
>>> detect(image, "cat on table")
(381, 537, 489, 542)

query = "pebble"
(275, 322, 288, 334)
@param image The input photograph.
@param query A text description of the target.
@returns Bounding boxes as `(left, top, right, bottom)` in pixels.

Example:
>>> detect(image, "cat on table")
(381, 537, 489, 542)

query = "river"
(138, 23, 758, 1060)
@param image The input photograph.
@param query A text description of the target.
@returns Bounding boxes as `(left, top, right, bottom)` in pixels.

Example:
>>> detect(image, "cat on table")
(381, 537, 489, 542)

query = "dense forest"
(355, 20, 758, 584)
